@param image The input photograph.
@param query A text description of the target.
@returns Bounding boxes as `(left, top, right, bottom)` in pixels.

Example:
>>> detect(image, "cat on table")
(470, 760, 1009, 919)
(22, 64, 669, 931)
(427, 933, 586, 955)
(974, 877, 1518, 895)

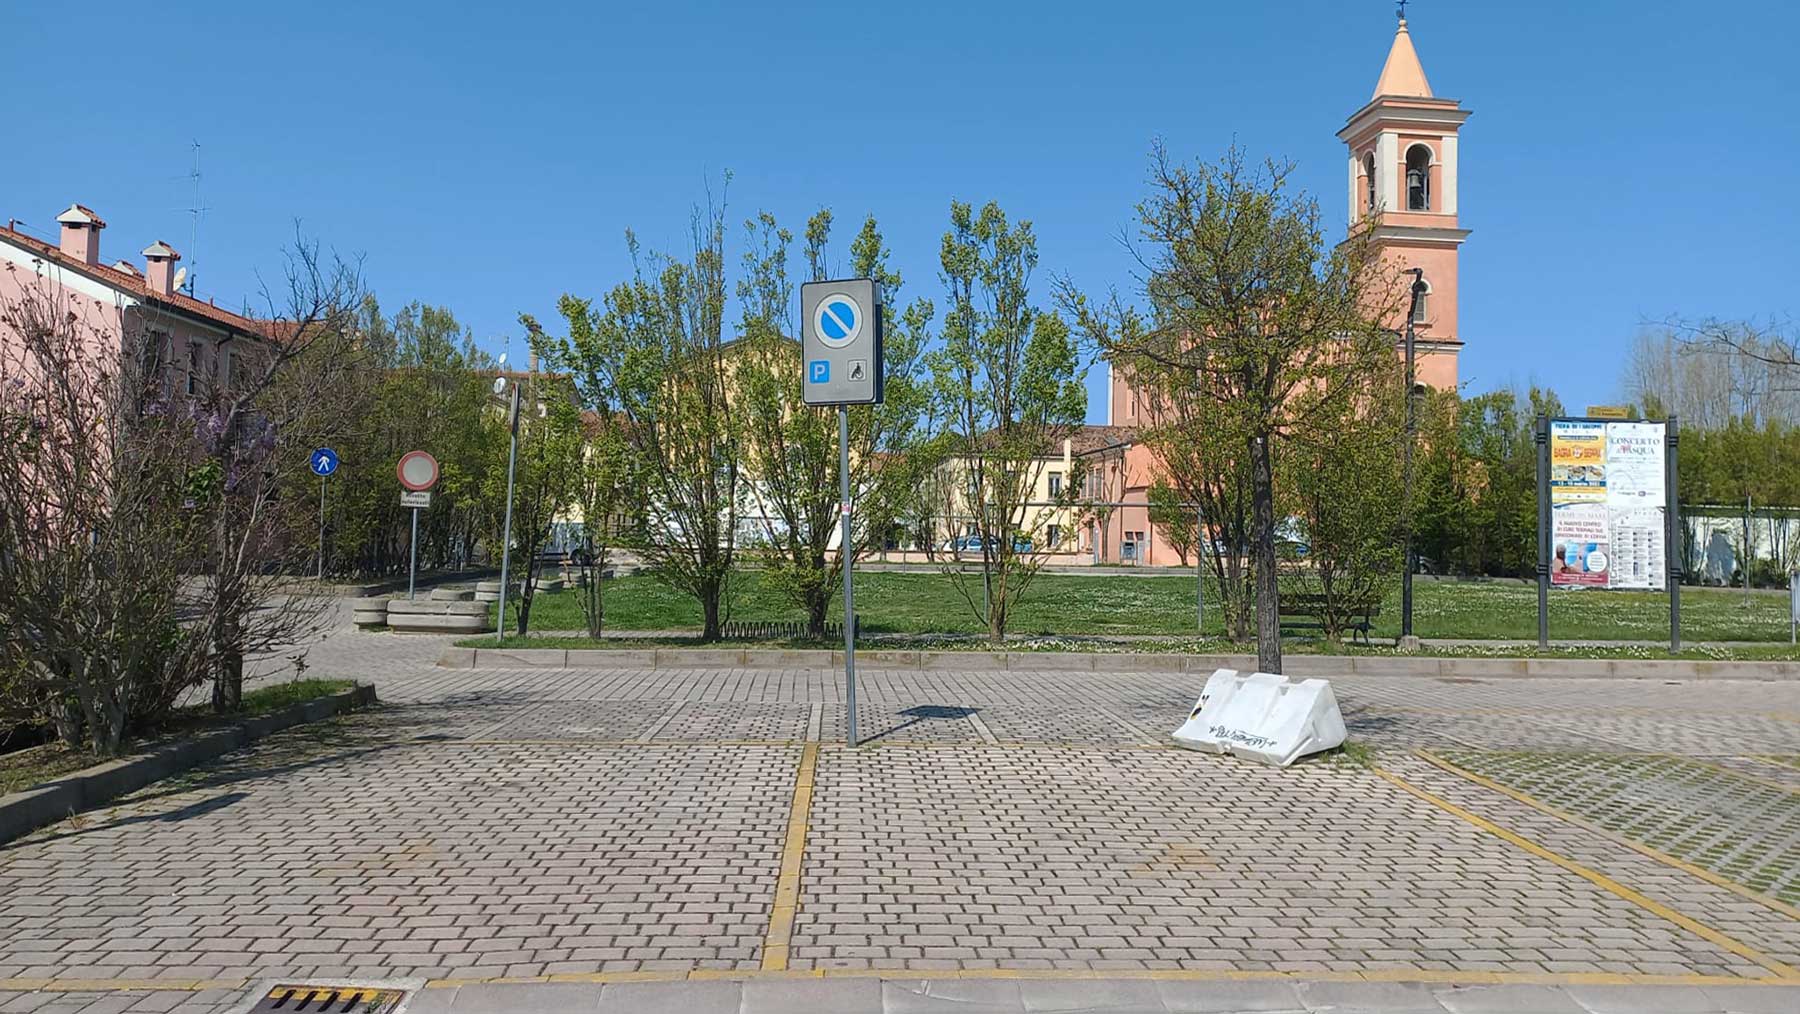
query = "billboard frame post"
(1667, 415, 1682, 653)
(1535, 414, 1551, 649)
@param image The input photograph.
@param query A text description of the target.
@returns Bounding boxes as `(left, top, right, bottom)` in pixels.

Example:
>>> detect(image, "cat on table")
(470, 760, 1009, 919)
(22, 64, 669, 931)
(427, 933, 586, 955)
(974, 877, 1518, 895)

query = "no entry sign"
(397, 450, 439, 492)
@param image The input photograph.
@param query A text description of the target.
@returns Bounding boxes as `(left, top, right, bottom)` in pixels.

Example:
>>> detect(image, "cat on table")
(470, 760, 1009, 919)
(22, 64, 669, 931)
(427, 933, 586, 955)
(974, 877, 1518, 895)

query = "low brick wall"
(0, 684, 377, 846)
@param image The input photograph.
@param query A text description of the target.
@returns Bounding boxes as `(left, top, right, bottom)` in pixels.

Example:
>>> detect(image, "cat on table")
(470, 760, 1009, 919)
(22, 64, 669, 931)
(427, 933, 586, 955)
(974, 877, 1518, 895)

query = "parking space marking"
(761, 741, 820, 971)
(1415, 748, 1800, 920)
(1374, 762, 1799, 978)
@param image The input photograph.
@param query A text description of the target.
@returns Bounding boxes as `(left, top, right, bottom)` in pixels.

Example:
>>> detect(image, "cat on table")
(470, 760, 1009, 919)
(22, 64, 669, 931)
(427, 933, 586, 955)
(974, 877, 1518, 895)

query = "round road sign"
(309, 447, 339, 477)
(397, 450, 440, 492)
(813, 292, 864, 349)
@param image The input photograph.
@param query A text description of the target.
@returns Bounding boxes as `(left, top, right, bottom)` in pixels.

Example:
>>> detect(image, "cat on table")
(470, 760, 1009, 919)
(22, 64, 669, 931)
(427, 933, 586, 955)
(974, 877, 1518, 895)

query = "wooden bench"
(1279, 593, 1381, 646)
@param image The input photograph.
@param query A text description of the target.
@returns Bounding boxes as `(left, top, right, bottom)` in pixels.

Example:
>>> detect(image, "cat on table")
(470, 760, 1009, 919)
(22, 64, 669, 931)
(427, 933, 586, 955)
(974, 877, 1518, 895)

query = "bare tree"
(0, 280, 210, 753)
(1627, 320, 1800, 428)
(181, 234, 365, 711)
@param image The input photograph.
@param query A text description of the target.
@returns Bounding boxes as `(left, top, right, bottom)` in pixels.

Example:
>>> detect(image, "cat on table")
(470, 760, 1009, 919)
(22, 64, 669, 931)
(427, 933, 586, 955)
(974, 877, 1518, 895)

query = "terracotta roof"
(0, 222, 268, 337)
(56, 204, 106, 228)
(1068, 425, 1138, 455)
(965, 424, 1138, 458)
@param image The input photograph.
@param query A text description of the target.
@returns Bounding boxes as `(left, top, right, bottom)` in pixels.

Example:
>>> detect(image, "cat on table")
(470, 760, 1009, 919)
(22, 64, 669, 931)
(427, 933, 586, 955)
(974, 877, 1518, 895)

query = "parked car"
(943, 534, 1034, 554)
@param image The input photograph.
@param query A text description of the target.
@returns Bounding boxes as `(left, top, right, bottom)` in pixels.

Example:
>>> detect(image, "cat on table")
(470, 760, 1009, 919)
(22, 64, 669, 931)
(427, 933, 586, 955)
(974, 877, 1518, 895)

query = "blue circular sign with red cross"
(813, 292, 863, 349)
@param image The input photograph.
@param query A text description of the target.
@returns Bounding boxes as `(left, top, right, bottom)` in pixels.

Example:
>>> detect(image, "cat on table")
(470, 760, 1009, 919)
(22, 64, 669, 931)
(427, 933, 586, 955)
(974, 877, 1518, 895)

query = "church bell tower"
(1337, 10, 1471, 388)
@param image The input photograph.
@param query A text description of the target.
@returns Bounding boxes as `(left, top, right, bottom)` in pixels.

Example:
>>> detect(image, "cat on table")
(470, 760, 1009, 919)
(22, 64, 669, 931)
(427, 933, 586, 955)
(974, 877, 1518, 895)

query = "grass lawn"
(0, 678, 355, 796)
(501, 571, 1792, 643)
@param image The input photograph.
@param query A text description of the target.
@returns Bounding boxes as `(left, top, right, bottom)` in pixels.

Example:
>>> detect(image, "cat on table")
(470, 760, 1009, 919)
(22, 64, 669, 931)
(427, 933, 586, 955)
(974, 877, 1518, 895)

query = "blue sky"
(6, 1, 1796, 420)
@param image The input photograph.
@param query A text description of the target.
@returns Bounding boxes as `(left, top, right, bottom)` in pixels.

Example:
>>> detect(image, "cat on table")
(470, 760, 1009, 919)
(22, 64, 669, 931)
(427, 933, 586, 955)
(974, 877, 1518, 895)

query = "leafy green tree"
(1281, 370, 1406, 640)
(1413, 385, 1562, 578)
(486, 370, 583, 638)
(528, 194, 742, 640)
(926, 200, 1086, 643)
(571, 416, 642, 638)
(1061, 145, 1399, 672)
(1135, 377, 1258, 640)
(313, 298, 501, 578)
(733, 210, 931, 637)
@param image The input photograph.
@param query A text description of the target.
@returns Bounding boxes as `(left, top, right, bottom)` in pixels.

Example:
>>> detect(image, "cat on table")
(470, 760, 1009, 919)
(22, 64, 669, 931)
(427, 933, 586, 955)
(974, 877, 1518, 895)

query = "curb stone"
(436, 647, 1800, 681)
(0, 684, 377, 845)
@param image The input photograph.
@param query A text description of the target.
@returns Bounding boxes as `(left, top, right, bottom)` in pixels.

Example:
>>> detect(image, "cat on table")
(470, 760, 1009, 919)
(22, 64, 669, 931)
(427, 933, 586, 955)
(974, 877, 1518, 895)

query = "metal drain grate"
(250, 985, 407, 1013)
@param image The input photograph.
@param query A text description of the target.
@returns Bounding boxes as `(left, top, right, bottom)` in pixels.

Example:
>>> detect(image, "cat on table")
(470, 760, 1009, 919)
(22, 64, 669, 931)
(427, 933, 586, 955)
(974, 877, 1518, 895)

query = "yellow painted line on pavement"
(760, 740, 820, 971)
(1416, 749, 1800, 921)
(1375, 762, 1799, 979)
(0, 978, 250, 992)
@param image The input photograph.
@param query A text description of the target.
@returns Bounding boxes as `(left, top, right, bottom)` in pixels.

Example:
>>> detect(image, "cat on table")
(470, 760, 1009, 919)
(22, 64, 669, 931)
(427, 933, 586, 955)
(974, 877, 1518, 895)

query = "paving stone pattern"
(794, 745, 1766, 977)
(1437, 749, 1800, 904)
(4, 621, 1800, 998)
(10, 978, 1800, 1013)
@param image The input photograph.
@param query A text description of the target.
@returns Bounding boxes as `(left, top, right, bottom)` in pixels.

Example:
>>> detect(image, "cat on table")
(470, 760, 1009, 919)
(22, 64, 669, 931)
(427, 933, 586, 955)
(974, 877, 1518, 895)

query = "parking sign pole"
(840, 405, 858, 749)
(409, 506, 420, 601)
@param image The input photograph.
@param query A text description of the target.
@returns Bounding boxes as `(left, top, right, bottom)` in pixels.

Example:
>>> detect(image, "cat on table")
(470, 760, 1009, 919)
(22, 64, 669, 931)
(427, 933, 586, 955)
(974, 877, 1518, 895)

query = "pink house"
(1093, 14, 1472, 566)
(0, 203, 270, 396)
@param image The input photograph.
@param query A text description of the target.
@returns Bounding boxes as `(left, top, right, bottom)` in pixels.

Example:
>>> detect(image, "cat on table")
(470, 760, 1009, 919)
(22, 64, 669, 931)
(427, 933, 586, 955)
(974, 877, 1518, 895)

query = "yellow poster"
(1549, 421, 1606, 504)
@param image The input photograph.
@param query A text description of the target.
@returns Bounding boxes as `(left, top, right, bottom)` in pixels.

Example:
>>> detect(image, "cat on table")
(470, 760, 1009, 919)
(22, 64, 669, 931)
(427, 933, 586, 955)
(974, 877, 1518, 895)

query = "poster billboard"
(1549, 421, 1607, 503)
(1548, 419, 1668, 590)
(1551, 502, 1610, 587)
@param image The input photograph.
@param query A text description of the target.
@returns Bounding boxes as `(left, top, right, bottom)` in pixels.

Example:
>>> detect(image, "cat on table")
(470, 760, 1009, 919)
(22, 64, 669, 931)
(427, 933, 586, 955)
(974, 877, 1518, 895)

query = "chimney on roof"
(56, 204, 105, 266)
(142, 241, 181, 296)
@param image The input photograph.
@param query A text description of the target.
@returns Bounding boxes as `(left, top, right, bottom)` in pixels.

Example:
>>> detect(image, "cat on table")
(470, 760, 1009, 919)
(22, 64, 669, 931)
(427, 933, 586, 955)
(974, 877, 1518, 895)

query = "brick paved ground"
(4, 621, 1800, 1011)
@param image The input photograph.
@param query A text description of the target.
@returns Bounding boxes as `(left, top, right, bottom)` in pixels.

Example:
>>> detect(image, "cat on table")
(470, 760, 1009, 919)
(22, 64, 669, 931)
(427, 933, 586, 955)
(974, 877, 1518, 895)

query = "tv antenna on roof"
(181, 141, 208, 295)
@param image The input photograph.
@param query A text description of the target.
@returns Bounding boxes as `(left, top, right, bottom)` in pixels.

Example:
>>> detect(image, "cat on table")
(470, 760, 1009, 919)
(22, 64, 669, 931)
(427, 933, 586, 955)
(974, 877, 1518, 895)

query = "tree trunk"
(1249, 433, 1282, 674)
(212, 647, 243, 713)
(516, 580, 535, 637)
(700, 579, 723, 642)
(805, 593, 829, 640)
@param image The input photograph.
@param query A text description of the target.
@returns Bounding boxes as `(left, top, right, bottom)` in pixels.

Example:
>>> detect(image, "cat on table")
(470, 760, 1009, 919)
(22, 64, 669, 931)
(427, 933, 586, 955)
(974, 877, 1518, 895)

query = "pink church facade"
(1089, 15, 1472, 567)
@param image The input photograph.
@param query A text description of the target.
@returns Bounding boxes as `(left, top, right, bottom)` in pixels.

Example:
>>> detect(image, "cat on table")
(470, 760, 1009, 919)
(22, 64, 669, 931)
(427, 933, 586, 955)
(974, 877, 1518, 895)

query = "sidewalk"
(403, 976, 1800, 1013)
(8, 975, 1797, 1013)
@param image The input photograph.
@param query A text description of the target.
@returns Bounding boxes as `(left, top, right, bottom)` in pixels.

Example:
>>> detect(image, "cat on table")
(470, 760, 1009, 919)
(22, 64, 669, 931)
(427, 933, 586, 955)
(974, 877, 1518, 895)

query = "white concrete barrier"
(1171, 668, 1347, 767)
(350, 597, 389, 628)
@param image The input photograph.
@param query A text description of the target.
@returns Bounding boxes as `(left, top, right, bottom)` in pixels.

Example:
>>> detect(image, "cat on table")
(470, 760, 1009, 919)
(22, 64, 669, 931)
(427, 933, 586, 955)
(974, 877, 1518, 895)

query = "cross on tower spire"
(1397, 0, 1409, 21)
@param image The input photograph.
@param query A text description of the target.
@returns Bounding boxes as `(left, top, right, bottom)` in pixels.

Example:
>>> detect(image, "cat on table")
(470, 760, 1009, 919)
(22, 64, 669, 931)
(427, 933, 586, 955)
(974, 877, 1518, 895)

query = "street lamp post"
(1401, 267, 1427, 647)
(494, 374, 522, 641)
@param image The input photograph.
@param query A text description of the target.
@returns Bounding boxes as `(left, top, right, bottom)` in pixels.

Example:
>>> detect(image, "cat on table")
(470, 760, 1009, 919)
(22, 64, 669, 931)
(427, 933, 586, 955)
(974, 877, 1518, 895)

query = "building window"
(1363, 152, 1377, 212)
(186, 343, 206, 396)
(1047, 524, 1061, 548)
(219, 345, 233, 392)
(1411, 277, 1431, 325)
(1405, 145, 1432, 211)
(1048, 471, 1063, 497)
